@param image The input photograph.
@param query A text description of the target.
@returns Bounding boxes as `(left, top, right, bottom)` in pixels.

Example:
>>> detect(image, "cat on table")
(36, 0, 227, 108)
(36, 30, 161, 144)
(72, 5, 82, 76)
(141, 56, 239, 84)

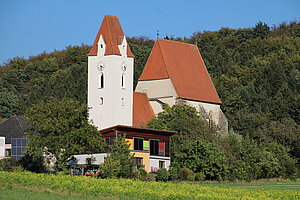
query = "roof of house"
(132, 92, 155, 127)
(138, 39, 222, 104)
(0, 116, 29, 144)
(100, 125, 176, 136)
(88, 15, 134, 57)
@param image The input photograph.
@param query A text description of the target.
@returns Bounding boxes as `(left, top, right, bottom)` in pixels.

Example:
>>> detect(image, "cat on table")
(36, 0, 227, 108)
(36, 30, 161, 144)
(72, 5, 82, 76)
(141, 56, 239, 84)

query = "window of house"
(134, 157, 143, 168)
(121, 73, 125, 89)
(159, 161, 165, 169)
(105, 138, 110, 145)
(100, 44, 103, 48)
(150, 139, 159, 155)
(98, 73, 104, 89)
(100, 97, 103, 105)
(134, 138, 143, 151)
(11, 138, 27, 160)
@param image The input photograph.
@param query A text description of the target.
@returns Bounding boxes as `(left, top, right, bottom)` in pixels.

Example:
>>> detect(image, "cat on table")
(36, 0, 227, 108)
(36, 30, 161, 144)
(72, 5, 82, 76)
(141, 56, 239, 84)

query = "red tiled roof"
(88, 15, 134, 57)
(139, 39, 222, 104)
(133, 92, 155, 127)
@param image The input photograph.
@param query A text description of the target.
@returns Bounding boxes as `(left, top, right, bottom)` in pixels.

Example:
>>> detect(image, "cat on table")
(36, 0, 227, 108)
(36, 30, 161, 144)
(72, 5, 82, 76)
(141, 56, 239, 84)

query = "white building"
(88, 15, 134, 130)
(0, 137, 5, 159)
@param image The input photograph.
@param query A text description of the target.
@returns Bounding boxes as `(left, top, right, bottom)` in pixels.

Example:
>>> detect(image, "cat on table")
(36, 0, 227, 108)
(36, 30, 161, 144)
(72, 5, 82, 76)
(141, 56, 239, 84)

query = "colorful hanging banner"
(159, 141, 165, 156)
(143, 140, 149, 151)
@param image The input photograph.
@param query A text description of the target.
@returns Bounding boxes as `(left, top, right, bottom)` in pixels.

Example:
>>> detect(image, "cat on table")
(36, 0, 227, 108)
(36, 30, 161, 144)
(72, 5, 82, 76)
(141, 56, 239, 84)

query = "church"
(83, 15, 227, 172)
(88, 15, 227, 132)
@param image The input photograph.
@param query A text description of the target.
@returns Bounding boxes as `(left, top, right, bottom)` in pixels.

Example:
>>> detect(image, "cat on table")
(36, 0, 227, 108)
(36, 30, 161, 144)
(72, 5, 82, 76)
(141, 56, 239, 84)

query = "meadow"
(0, 171, 299, 200)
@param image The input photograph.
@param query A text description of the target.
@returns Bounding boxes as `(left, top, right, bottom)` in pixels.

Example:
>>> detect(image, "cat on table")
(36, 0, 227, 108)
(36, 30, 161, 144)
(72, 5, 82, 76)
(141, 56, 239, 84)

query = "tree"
(147, 104, 219, 156)
(99, 135, 134, 178)
(25, 97, 105, 169)
(147, 104, 226, 180)
(172, 138, 227, 181)
(0, 88, 20, 118)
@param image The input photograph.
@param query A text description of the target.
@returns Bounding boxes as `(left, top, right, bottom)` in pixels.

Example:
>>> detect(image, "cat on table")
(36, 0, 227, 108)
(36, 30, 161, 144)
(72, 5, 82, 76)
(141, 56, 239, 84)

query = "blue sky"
(0, 0, 299, 65)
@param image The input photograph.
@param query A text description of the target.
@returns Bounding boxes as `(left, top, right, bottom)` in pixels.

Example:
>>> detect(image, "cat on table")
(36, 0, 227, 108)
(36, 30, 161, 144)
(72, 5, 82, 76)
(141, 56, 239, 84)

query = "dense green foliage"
(0, 158, 18, 172)
(99, 136, 134, 178)
(156, 168, 169, 182)
(25, 97, 105, 169)
(0, 45, 90, 120)
(1, 171, 299, 199)
(148, 104, 298, 181)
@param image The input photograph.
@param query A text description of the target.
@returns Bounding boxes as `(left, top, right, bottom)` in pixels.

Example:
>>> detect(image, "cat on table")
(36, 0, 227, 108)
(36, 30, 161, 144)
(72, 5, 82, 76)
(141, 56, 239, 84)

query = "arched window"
(121, 73, 125, 89)
(98, 73, 104, 89)
(100, 97, 103, 105)
(121, 97, 125, 106)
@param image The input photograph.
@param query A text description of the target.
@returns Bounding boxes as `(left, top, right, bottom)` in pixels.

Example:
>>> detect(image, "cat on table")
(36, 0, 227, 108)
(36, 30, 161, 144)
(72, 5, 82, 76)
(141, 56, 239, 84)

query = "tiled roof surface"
(0, 116, 29, 144)
(132, 92, 155, 127)
(139, 39, 222, 104)
(88, 15, 134, 57)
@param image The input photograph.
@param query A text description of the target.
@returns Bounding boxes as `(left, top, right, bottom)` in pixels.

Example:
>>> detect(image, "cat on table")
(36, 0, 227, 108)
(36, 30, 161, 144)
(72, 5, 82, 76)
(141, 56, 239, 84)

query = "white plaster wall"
(88, 36, 133, 130)
(150, 156, 171, 172)
(185, 100, 222, 126)
(149, 97, 176, 115)
(0, 137, 5, 158)
(69, 153, 108, 165)
(149, 101, 164, 115)
(135, 79, 177, 99)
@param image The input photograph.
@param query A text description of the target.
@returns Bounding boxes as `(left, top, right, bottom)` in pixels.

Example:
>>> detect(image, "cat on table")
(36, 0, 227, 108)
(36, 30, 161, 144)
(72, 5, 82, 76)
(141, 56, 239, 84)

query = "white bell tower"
(88, 15, 134, 130)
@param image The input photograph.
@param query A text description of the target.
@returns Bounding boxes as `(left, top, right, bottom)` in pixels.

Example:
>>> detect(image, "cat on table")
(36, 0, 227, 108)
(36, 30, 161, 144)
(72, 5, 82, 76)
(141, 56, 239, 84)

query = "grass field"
(0, 187, 100, 200)
(201, 179, 300, 191)
(0, 171, 299, 200)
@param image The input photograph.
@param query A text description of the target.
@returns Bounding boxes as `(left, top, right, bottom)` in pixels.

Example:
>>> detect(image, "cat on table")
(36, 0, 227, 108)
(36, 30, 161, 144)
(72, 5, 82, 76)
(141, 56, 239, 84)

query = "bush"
(137, 168, 148, 181)
(98, 157, 121, 178)
(169, 166, 180, 181)
(195, 172, 205, 181)
(146, 173, 157, 181)
(187, 173, 196, 181)
(180, 167, 194, 181)
(0, 158, 18, 171)
(156, 168, 169, 182)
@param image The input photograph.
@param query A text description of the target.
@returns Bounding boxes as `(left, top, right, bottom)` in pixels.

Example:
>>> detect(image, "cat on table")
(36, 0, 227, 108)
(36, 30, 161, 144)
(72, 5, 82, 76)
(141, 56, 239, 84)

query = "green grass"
(0, 187, 92, 200)
(0, 184, 116, 200)
(200, 179, 300, 191)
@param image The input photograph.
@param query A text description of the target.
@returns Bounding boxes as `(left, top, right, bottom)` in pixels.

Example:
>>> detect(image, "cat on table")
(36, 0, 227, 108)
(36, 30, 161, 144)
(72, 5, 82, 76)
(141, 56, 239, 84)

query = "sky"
(0, 0, 299, 65)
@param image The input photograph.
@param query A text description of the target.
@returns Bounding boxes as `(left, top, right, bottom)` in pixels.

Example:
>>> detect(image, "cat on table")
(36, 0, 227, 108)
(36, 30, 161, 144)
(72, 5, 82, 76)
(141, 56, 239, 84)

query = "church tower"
(88, 15, 134, 130)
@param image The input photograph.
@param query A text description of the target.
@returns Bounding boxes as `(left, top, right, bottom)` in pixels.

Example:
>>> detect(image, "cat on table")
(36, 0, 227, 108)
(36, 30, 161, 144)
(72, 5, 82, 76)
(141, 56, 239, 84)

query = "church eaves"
(88, 15, 134, 57)
(139, 39, 222, 104)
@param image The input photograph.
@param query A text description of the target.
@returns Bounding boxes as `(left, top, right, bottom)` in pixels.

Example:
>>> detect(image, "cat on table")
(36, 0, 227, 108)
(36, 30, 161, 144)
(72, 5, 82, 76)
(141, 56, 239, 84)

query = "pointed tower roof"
(139, 39, 221, 104)
(88, 15, 134, 57)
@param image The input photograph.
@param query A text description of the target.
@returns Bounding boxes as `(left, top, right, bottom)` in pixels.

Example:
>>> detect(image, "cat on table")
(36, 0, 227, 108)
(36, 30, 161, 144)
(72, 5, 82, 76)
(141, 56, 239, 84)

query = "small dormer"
(118, 36, 127, 57)
(97, 35, 106, 57)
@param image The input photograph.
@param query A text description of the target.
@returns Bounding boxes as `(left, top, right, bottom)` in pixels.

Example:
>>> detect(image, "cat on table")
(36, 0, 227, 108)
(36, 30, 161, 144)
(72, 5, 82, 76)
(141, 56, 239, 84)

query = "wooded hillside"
(1, 21, 299, 160)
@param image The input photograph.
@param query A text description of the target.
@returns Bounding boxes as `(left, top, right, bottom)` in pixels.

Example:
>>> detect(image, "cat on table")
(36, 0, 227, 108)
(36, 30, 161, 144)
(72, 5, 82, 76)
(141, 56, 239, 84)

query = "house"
(100, 125, 175, 172)
(0, 116, 29, 160)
